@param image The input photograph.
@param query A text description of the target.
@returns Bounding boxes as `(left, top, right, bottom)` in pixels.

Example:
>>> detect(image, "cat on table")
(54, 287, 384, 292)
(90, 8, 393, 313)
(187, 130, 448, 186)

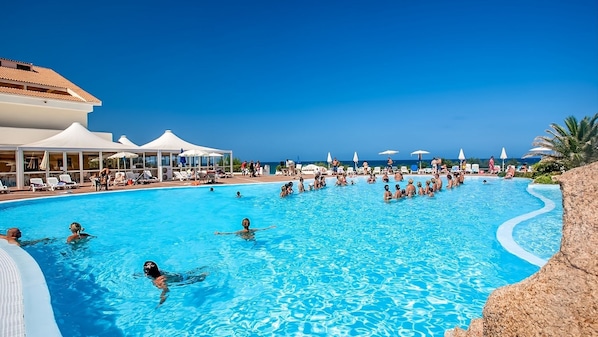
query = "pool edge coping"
(0, 240, 62, 337)
(496, 183, 560, 267)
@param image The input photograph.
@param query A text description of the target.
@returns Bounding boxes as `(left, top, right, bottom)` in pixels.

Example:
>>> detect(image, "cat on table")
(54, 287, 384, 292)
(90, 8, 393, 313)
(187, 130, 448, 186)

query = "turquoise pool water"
(1, 176, 562, 336)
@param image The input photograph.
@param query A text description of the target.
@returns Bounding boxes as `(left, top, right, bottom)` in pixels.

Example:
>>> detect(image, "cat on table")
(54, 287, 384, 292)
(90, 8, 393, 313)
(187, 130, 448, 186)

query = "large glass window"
(0, 150, 16, 187)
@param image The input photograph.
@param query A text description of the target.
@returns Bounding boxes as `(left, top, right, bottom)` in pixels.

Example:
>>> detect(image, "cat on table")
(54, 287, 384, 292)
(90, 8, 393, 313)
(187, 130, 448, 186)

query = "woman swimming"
(143, 261, 208, 305)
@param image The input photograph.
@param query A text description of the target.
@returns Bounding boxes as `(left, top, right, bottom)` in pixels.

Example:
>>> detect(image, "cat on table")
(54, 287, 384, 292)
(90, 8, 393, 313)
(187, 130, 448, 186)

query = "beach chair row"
(30, 174, 79, 192)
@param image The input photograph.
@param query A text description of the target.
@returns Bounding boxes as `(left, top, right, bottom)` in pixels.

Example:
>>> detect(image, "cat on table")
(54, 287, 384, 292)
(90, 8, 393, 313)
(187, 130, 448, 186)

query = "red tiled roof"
(0, 61, 101, 104)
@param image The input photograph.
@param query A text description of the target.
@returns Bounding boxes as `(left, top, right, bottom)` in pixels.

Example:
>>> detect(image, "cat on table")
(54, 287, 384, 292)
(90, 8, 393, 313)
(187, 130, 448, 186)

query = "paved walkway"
(0, 173, 301, 202)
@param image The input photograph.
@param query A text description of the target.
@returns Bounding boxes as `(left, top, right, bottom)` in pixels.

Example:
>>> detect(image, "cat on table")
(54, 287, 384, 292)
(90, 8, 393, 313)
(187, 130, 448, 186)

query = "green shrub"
(533, 174, 558, 184)
(532, 161, 564, 175)
(497, 171, 506, 178)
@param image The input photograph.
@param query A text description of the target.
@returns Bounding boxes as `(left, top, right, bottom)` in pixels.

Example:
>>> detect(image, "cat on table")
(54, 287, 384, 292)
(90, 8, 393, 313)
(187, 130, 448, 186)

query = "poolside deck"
(0, 173, 302, 202)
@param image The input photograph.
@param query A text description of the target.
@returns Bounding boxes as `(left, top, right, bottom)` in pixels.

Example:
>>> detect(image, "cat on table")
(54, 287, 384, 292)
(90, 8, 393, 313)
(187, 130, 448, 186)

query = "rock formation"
(446, 161, 598, 336)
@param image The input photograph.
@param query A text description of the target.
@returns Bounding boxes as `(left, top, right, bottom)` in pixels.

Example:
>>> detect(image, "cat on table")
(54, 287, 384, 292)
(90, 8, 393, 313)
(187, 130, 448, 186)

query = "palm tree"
(531, 113, 598, 169)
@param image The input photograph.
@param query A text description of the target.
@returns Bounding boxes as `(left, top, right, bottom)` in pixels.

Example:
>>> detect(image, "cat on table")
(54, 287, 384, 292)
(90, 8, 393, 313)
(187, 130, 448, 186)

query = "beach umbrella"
(353, 152, 359, 170)
(410, 150, 430, 170)
(378, 150, 398, 155)
(500, 147, 508, 171)
(327, 152, 332, 169)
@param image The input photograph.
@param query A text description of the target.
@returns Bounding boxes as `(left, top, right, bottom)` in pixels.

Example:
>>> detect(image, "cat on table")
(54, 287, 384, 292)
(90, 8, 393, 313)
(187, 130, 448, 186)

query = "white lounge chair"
(113, 172, 127, 186)
(465, 163, 472, 174)
(125, 171, 141, 184)
(400, 166, 409, 174)
(59, 174, 79, 188)
(143, 170, 160, 182)
(0, 180, 9, 194)
(471, 164, 480, 174)
(47, 177, 69, 190)
(30, 178, 49, 192)
(346, 167, 355, 175)
(174, 171, 189, 181)
(373, 167, 382, 175)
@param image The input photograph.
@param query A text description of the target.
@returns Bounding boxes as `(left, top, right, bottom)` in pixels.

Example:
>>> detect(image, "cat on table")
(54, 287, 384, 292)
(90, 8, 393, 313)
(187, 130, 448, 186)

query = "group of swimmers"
(280, 171, 360, 197)
(2, 216, 275, 306)
(382, 171, 465, 201)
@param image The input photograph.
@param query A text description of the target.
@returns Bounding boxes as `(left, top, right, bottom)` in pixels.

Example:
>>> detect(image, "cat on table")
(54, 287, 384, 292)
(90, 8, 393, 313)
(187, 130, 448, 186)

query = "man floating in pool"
(0, 228, 53, 246)
(214, 218, 276, 241)
(0, 227, 22, 246)
(143, 261, 208, 306)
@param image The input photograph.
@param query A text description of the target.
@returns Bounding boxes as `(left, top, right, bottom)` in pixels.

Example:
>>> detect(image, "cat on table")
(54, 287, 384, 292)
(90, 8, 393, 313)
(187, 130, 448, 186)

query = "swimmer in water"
(214, 218, 276, 241)
(143, 261, 207, 306)
(66, 222, 92, 243)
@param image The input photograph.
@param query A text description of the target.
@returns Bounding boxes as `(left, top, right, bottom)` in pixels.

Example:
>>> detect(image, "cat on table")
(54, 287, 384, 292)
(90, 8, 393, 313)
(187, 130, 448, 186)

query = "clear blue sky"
(3, 0, 597, 162)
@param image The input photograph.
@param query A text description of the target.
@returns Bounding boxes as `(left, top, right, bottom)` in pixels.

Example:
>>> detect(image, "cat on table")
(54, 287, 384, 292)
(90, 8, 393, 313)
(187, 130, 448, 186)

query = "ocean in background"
(260, 158, 541, 175)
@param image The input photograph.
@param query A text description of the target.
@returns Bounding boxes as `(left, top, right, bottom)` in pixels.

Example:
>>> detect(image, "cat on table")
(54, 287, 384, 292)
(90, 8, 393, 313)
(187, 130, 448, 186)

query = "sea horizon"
(256, 158, 541, 174)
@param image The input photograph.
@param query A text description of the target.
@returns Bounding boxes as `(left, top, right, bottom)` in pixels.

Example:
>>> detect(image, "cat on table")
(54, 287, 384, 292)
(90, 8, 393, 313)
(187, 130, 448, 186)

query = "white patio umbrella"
(327, 152, 332, 169)
(207, 152, 223, 170)
(378, 150, 398, 155)
(353, 152, 359, 170)
(457, 148, 465, 169)
(410, 150, 430, 170)
(500, 147, 508, 171)
(108, 152, 139, 171)
(108, 152, 139, 159)
(522, 147, 552, 158)
(39, 151, 49, 171)
(180, 149, 208, 178)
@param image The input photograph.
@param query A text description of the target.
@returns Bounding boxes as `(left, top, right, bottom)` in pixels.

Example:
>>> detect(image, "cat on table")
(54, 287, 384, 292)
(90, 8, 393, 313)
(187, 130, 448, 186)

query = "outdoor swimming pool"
(1, 176, 562, 336)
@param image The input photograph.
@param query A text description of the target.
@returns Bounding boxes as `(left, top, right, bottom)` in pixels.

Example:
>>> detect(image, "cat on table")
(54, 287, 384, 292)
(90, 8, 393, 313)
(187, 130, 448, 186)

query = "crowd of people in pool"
(1, 168, 474, 307)
(274, 168, 467, 201)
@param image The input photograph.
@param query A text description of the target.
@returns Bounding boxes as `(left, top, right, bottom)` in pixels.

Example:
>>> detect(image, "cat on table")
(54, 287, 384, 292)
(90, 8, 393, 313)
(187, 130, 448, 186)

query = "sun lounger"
(47, 177, 69, 190)
(30, 178, 49, 192)
(0, 180, 9, 194)
(400, 166, 409, 174)
(465, 163, 472, 174)
(471, 164, 480, 174)
(113, 172, 126, 186)
(174, 171, 190, 181)
(59, 174, 79, 188)
(142, 170, 160, 182)
(373, 167, 382, 175)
